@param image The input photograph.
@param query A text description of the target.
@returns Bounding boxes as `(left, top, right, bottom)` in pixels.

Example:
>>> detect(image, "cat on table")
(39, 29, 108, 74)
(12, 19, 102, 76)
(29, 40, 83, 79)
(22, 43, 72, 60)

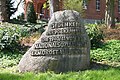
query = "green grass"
(0, 39, 120, 80)
(0, 68, 120, 80)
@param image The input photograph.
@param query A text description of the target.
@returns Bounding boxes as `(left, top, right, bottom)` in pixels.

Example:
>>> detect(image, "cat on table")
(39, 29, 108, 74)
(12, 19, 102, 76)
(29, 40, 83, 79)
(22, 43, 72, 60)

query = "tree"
(49, 0, 84, 18)
(0, 0, 23, 21)
(64, 0, 87, 17)
(6, 0, 16, 21)
(105, 0, 115, 28)
(49, 0, 59, 17)
(26, 2, 37, 23)
(0, 0, 7, 21)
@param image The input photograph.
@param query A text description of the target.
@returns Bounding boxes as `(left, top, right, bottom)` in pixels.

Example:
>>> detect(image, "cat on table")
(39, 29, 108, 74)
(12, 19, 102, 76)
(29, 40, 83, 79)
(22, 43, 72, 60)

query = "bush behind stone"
(85, 24, 104, 48)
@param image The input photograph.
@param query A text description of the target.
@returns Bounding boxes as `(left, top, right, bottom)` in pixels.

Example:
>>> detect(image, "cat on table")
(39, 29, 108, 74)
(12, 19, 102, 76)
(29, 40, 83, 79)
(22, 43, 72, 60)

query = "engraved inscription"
(31, 48, 82, 56)
(46, 27, 81, 35)
(34, 41, 82, 49)
(31, 21, 83, 56)
(51, 21, 81, 29)
(41, 35, 81, 42)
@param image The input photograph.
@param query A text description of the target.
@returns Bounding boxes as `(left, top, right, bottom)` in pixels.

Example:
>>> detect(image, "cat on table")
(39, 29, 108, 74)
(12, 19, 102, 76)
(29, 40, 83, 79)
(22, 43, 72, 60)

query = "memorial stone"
(18, 10, 90, 72)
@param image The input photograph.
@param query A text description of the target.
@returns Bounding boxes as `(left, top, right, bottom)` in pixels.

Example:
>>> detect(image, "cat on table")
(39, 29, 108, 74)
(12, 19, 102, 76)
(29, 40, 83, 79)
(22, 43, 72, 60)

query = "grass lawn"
(0, 40, 120, 80)
(0, 22, 120, 80)
(0, 66, 120, 80)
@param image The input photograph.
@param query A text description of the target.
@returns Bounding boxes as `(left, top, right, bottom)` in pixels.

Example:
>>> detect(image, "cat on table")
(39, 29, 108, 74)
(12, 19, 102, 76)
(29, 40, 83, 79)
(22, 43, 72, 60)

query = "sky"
(11, 0, 24, 18)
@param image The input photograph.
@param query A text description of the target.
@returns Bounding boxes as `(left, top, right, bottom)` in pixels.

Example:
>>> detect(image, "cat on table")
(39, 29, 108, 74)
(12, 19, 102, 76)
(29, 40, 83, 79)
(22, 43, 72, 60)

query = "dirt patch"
(20, 33, 41, 47)
(103, 28, 120, 41)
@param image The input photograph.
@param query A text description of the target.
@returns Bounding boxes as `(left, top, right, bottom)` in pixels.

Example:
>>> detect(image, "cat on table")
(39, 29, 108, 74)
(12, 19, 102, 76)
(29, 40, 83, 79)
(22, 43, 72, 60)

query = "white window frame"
(83, 0, 87, 9)
(96, 0, 100, 11)
(118, 0, 120, 13)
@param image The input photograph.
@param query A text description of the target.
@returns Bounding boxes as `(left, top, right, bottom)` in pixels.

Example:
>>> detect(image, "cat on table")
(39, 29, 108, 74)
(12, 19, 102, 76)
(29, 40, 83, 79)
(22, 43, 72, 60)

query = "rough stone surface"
(18, 10, 90, 72)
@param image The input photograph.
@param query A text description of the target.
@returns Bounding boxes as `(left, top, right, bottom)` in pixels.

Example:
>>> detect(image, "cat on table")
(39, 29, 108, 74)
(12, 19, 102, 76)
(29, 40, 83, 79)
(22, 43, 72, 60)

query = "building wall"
(115, 0, 120, 21)
(25, 0, 46, 19)
(84, 0, 120, 21)
(25, 0, 63, 19)
(24, 0, 120, 21)
(59, 0, 63, 11)
(0, 0, 2, 21)
(84, 0, 105, 20)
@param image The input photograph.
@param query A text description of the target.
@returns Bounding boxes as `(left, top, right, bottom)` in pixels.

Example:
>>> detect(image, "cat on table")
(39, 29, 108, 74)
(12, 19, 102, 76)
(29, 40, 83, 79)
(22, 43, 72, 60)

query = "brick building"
(83, 0, 120, 23)
(24, 0, 120, 22)
(25, 0, 63, 19)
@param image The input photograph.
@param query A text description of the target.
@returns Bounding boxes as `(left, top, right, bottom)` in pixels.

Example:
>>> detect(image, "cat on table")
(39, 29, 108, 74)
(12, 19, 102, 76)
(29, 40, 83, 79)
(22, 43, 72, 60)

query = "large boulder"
(18, 10, 90, 72)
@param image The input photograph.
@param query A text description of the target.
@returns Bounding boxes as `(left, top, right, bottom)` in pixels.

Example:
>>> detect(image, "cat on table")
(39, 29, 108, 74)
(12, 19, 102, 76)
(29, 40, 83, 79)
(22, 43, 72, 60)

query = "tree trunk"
(0, 0, 22, 22)
(0, 0, 8, 21)
(49, 0, 59, 18)
(105, 0, 115, 29)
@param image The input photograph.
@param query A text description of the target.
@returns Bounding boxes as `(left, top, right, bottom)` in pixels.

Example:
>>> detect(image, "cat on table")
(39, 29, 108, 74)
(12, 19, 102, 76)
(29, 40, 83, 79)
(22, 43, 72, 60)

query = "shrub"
(0, 50, 22, 68)
(22, 22, 46, 34)
(0, 25, 21, 51)
(85, 24, 104, 48)
(91, 40, 120, 62)
(17, 13, 25, 21)
(0, 21, 47, 67)
(26, 2, 37, 23)
(0, 22, 46, 51)
(0, 23, 29, 51)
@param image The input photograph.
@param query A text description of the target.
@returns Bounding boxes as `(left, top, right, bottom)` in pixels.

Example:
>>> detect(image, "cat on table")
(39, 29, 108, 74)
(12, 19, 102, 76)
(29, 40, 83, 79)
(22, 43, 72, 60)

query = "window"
(96, 0, 100, 11)
(118, 0, 120, 13)
(83, 0, 87, 9)
(0, 7, 1, 12)
(0, 1, 1, 5)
